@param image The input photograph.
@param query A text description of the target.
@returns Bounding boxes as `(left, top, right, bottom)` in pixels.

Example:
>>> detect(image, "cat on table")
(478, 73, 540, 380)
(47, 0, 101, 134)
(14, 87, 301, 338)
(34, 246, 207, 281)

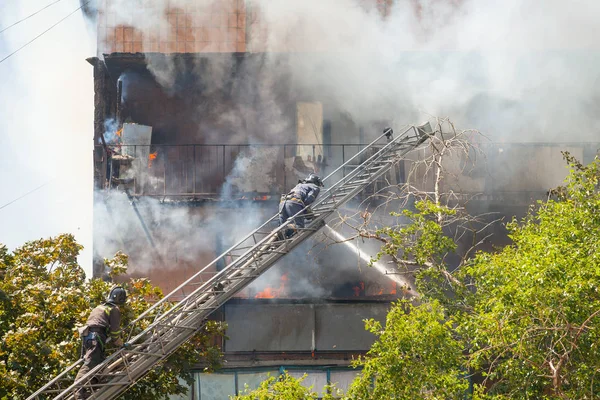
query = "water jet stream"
(324, 224, 416, 296)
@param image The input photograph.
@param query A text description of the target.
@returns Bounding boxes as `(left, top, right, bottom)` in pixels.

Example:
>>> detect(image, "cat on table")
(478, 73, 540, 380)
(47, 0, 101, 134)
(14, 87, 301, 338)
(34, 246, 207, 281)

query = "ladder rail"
(27, 122, 434, 400)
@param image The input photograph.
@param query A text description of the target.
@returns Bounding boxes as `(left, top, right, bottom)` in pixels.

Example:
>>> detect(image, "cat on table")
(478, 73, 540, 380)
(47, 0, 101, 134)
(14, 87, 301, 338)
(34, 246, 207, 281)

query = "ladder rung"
(154, 323, 198, 331)
(113, 350, 164, 357)
(223, 274, 260, 280)
(262, 249, 289, 255)
(221, 275, 258, 281)
(317, 202, 337, 207)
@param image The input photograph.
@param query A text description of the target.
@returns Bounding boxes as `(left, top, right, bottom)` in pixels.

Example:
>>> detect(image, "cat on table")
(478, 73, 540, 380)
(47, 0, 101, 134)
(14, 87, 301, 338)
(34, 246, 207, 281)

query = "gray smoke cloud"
(250, 0, 600, 141)
(91, 0, 600, 294)
(94, 191, 266, 278)
(98, 0, 600, 142)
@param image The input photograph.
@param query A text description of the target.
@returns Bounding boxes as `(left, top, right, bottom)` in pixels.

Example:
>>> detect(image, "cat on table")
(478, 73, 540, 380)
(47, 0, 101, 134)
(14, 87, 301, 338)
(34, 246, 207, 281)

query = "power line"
(0, 0, 92, 66)
(0, 0, 64, 34)
(0, 180, 53, 211)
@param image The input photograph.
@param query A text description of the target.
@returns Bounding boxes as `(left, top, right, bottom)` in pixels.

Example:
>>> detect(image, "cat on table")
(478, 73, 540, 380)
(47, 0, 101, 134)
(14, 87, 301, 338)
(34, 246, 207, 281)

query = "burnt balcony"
(93, 141, 599, 203)
(94, 143, 397, 200)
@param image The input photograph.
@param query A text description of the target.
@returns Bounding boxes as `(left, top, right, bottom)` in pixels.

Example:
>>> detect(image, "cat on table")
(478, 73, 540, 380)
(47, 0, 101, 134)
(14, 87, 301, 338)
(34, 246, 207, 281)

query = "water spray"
(324, 224, 416, 296)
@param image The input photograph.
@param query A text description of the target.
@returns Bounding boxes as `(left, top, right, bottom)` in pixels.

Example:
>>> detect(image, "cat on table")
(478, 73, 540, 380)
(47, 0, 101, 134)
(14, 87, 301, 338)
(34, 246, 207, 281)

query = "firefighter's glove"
(305, 207, 316, 220)
(113, 337, 124, 347)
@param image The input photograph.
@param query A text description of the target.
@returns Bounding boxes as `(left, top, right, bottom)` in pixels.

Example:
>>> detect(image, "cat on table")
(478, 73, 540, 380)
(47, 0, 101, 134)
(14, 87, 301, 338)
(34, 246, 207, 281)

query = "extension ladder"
(27, 122, 433, 400)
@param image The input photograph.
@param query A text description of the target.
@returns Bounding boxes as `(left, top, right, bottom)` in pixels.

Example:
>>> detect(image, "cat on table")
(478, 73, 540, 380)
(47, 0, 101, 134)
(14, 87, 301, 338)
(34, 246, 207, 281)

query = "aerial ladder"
(28, 122, 434, 400)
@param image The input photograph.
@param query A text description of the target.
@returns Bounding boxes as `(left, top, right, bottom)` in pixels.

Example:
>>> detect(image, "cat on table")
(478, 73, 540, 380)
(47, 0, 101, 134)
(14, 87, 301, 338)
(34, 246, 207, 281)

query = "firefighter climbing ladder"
(28, 122, 434, 400)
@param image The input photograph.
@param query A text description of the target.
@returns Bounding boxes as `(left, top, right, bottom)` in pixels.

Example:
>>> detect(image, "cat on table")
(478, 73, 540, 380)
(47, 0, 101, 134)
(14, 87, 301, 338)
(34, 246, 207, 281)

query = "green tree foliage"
(0, 234, 224, 400)
(346, 300, 470, 399)
(233, 371, 341, 400)
(366, 201, 464, 299)
(458, 155, 600, 398)
(349, 155, 600, 399)
(234, 128, 600, 398)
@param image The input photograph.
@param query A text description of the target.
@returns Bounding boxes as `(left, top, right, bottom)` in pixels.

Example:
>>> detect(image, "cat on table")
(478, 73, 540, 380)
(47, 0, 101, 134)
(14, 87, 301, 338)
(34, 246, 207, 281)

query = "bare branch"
(323, 118, 498, 297)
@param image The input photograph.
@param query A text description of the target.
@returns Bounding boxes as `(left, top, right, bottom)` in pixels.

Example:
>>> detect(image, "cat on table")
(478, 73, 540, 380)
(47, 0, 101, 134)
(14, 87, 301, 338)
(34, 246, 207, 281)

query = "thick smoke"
(99, 0, 600, 142)
(251, 0, 600, 141)
(94, 192, 265, 269)
(91, 0, 600, 294)
(221, 146, 280, 197)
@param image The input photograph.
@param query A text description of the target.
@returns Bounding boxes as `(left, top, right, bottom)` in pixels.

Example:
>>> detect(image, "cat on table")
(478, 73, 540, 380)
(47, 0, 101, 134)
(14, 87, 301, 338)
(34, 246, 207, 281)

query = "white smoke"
(0, 0, 600, 284)
(6, 0, 592, 280)
(252, 0, 600, 141)
(91, 0, 600, 295)
(93, 191, 267, 274)
(221, 146, 280, 197)
(94, 0, 600, 143)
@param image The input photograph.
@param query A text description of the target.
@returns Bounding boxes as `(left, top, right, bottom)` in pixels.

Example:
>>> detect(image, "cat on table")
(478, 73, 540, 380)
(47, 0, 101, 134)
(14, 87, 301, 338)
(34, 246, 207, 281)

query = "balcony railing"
(95, 143, 378, 199)
(94, 142, 599, 200)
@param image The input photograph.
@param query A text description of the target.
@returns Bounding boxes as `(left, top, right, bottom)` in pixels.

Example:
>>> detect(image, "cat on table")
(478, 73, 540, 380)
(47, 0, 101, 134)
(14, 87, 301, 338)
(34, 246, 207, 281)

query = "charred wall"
(96, 53, 387, 150)
(102, 54, 300, 145)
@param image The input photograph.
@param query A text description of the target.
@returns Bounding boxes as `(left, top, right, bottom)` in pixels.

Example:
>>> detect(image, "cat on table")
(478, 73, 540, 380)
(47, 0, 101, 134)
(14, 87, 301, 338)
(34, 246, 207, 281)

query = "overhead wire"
(0, 180, 53, 211)
(0, 0, 92, 65)
(0, 0, 64, 34)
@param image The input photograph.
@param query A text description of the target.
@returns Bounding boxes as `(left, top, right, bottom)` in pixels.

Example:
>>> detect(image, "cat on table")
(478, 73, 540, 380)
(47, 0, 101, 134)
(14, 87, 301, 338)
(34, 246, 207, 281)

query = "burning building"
(87, 0, 600, 397)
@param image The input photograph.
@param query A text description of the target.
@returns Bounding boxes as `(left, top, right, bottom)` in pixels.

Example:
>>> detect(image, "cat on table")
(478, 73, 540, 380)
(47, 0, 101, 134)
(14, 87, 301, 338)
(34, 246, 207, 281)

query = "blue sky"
(0, 0, 94, 276)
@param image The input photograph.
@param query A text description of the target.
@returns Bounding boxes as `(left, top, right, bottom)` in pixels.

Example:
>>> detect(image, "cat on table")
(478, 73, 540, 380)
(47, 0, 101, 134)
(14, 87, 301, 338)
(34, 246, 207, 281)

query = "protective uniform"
(74, 287, 126, 400)
(279, 174, 323, 238)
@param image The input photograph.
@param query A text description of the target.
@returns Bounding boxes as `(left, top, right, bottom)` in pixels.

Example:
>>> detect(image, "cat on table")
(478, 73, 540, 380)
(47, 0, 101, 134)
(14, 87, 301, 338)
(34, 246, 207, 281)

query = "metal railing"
(95, 143, 375, 198)
(94, 141, 600, 198)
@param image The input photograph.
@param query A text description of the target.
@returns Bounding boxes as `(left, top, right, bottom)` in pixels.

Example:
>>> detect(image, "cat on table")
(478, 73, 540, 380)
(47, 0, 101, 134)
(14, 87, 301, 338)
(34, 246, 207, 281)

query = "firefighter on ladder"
(74, 286, 127, 399)
(278, 173, 324, 239)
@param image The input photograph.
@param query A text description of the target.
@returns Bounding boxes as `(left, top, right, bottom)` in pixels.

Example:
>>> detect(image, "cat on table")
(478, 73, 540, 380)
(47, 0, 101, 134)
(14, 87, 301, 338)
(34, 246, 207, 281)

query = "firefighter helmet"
(107, 286, 127, 305)
(304, 173, 324, 187)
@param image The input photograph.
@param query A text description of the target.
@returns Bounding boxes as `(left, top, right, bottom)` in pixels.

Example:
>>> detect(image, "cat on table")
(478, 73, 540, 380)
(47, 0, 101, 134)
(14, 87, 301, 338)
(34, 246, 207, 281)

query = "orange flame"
(255, 287, 277, 299)
(352, 281, 365, 297)
(148, 151, 157, 168)
(116, 128, 122, 137)
(374, 282, 397, 296)
(255, 274, 288, 299)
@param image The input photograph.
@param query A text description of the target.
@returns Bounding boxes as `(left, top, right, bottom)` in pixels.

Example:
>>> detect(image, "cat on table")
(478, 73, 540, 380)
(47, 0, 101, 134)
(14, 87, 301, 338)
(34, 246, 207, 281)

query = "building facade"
(89, 1, 599, 398)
